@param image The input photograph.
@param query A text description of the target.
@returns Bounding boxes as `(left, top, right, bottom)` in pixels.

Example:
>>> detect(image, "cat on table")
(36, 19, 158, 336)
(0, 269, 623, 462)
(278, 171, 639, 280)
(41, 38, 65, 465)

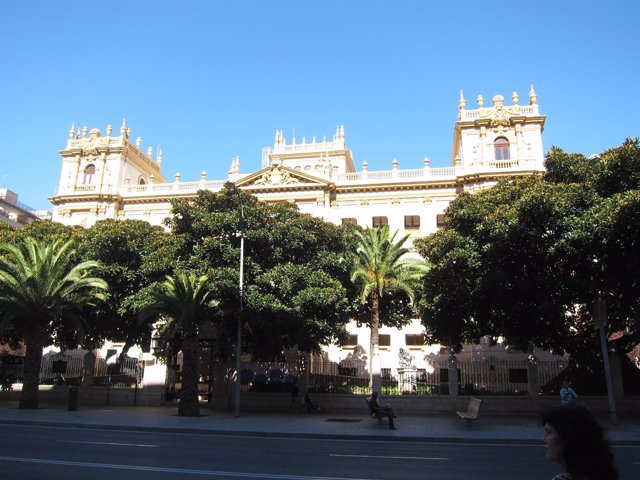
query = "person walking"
(541, 404, 618, 480)
(559, 380, 579, 406)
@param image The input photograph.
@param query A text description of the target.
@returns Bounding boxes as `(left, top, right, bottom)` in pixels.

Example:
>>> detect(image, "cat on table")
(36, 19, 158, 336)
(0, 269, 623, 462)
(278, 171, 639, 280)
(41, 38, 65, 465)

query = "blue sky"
(1, 0, 638, 212)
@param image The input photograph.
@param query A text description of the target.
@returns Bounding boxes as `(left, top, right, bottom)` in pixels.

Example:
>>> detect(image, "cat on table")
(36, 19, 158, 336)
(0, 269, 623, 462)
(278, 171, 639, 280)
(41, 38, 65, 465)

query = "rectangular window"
(379, 334, 391, 347)
(339, 334, 358, 347)
(436, 214, 448, 228)
(341, 218, 357, 225)
(372, 216, 388, 228)
(381, 368, 392, 380)
(404, 215, 420, 228)
(508, 368, 529, 383)
(405, 334, 425, 346)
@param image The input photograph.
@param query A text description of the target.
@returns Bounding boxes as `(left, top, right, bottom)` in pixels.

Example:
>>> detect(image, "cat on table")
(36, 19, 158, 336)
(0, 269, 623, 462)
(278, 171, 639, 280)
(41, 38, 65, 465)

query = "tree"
(350, 225, 428, 391)
(78, 220, 174, 360)
(139, 272, 218, 417)
(415, 138, 640, 362)
(167, 185, 356, 361)
(0, 237, 108, 409)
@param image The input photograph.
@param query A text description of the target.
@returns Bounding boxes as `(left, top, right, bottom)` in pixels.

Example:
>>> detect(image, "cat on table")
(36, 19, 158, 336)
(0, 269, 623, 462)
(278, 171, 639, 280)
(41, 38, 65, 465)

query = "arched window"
(83, 164, 95, 184)
(494, 137, 510, 161)
(138, 177, 146, 185)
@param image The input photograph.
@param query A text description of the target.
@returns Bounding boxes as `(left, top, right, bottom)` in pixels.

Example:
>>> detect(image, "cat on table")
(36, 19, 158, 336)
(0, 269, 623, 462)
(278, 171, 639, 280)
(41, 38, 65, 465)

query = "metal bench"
(366, 398, 384, 424)
(456, 397, 482, 422)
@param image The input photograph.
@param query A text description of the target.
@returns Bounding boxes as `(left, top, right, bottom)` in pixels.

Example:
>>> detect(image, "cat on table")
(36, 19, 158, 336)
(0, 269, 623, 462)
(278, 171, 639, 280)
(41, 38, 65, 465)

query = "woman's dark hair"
(541, 405, 618, 480)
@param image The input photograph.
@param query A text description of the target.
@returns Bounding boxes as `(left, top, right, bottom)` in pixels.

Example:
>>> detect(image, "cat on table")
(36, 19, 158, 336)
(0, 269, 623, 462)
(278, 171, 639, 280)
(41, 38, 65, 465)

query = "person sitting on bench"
(369, 391, 397, 430)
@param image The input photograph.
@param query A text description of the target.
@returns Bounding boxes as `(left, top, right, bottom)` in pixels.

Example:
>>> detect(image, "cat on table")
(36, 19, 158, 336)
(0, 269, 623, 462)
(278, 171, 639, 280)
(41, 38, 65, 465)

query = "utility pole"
(234, 188, 245, 418)
(595, 297, 618, 425)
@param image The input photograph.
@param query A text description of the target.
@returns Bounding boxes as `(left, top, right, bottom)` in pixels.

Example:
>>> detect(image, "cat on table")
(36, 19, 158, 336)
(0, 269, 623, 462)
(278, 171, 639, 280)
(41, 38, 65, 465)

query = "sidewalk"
(1, 401, 638, 445)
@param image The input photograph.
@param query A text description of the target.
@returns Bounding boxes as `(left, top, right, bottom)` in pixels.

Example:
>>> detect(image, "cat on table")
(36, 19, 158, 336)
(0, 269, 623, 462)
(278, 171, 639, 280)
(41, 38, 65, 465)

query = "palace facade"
(49, 86, 552, 371)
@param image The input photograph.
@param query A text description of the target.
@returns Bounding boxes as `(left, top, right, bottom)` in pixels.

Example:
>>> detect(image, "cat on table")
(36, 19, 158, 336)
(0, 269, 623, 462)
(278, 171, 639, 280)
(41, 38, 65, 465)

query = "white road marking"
(330, 453, 448, 461)
(58, 440, 158, 448)
(0, 456, 374, 480)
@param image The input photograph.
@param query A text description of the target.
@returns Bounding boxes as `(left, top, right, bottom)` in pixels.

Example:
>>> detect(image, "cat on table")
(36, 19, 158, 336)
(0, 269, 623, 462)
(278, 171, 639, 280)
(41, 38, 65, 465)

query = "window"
(436, 214, 447, 228)
(494, 137, 510, 161)
(372, 216, 388, 228)
(379, 334, 391, 348)
(341, 218, 357, 225)
(138, 177, 146, 185)
(340, 334, 358, 347)
(404, 215, 420, 228)
(405, 334, 425, 346)
(83, 164, 95, 184)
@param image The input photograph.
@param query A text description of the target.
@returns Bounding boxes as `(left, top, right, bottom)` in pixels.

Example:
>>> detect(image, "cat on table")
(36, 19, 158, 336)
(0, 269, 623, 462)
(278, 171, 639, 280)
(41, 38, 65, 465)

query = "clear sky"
(1, 0, 638, 212)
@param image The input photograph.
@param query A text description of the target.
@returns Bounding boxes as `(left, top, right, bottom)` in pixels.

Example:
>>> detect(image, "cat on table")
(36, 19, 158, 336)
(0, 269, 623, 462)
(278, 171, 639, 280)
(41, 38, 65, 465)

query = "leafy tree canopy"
(415, 138, 640, 356)
(167, 185, 358, 360)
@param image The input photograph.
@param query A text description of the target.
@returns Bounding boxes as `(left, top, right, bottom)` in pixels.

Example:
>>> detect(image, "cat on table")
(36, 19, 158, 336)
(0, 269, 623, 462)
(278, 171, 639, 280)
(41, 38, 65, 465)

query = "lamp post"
(234, 187, 245, 417)
(594, 297, 618, 425)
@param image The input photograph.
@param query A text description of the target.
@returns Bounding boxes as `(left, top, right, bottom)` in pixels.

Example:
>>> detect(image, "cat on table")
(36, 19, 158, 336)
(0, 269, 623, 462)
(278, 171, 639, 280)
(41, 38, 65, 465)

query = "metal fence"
(301, 358, 569, 395)
(38, 354, 143, 387)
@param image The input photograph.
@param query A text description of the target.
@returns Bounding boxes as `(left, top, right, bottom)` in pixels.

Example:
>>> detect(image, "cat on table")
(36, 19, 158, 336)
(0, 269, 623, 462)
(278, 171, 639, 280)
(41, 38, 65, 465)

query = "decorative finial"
(312, 136, 316, 144)
(340, 125, 345, 139)
(458, 90, 466, 110)
(136, 136, 142, 148)
(174, 172, 180, 182)
(120, 118, 127, 136)
(126, 128, 131, 138)
(361, 161, 368, 171)
(82, 126, 88, 138)
(423, 156, 430, 168)
(477, 94, 484, 108)
(201, 171, 207, 181)
(68, 122, 76, 139)
(106, 124, 113, 136)
(529, 84, 537, 105)
(392, 158, 399, 169)
(274, 129, 280, 144)
(512, 91, 519, 105)
(157, 146, 162, 165)
(147, 146, 153, 159)
(492, 94, 504, 107)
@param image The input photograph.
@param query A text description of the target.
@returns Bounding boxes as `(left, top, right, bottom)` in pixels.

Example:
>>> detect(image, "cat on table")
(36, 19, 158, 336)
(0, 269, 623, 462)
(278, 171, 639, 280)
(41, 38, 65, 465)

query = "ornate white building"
(50, 86, 549, 369)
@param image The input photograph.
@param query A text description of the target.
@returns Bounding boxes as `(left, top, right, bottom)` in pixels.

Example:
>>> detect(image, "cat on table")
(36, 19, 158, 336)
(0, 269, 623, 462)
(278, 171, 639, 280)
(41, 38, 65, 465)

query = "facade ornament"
(423, 197, 432, 204)
(477, 94, 484, 108)
(106, 124, 112, 137)
(147, 146, 153, 159)
(82, 126, 88, 138)
(360, 200, 369, 206)
(391, 199, 401, 206)
(68, 122, 76, 139)
(253, 165, 300, 186)
(458, 90, 466, 110)
(361, 161, 368, 171)
(423, 156, 430, 168)
(136, 137, 142, 148)
(529, 84, 537, 105)
(200, 170, 207, 181)
(174, 172, 181, 182)
(512, 91, 519, 105)
(157, 147, 163, 166)
(120, 118, 127, 137)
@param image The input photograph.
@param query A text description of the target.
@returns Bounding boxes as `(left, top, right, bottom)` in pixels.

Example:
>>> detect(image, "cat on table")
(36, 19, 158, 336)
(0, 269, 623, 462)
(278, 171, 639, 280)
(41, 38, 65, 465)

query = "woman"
(541, 405, 618, 480)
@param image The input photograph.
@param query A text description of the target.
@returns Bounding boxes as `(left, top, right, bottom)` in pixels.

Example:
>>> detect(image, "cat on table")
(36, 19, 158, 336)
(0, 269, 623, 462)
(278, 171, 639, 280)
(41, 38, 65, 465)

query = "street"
(0, 424, 638, 479)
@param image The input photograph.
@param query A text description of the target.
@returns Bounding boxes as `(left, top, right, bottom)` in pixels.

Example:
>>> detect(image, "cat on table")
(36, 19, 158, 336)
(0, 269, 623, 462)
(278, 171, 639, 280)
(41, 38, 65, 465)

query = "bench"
(456, 397, 482, 422)
(366, 398, 385, 425)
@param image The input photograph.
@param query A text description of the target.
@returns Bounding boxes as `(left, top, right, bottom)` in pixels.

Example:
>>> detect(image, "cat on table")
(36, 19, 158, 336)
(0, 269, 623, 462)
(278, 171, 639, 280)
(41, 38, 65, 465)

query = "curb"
(2, 419, 638, 446)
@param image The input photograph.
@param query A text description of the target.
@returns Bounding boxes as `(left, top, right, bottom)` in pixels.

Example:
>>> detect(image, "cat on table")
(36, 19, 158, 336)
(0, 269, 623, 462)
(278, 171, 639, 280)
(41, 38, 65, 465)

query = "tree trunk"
(178, 335, 200, 417)
(369, 292, 381, 393)
(20, 330, 45, 409)
(81, 350, 97, 387)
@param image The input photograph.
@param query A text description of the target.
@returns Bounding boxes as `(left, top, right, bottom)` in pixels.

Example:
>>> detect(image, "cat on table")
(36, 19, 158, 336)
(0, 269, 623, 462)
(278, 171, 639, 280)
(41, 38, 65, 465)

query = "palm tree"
(350, 225, 428, 392)
(139, 272, 217, 417)
(0, 237, 108, 409)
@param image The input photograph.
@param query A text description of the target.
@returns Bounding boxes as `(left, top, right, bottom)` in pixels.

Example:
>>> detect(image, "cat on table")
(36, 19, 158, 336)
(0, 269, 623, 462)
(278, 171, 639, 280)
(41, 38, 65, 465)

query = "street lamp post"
(594, 297, 618, 425)
(234, 189, 245, 417)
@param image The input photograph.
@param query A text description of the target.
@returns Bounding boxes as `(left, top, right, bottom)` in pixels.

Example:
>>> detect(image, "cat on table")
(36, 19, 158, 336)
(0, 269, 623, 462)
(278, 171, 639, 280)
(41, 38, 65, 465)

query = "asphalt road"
(1, 424, 638, 480)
